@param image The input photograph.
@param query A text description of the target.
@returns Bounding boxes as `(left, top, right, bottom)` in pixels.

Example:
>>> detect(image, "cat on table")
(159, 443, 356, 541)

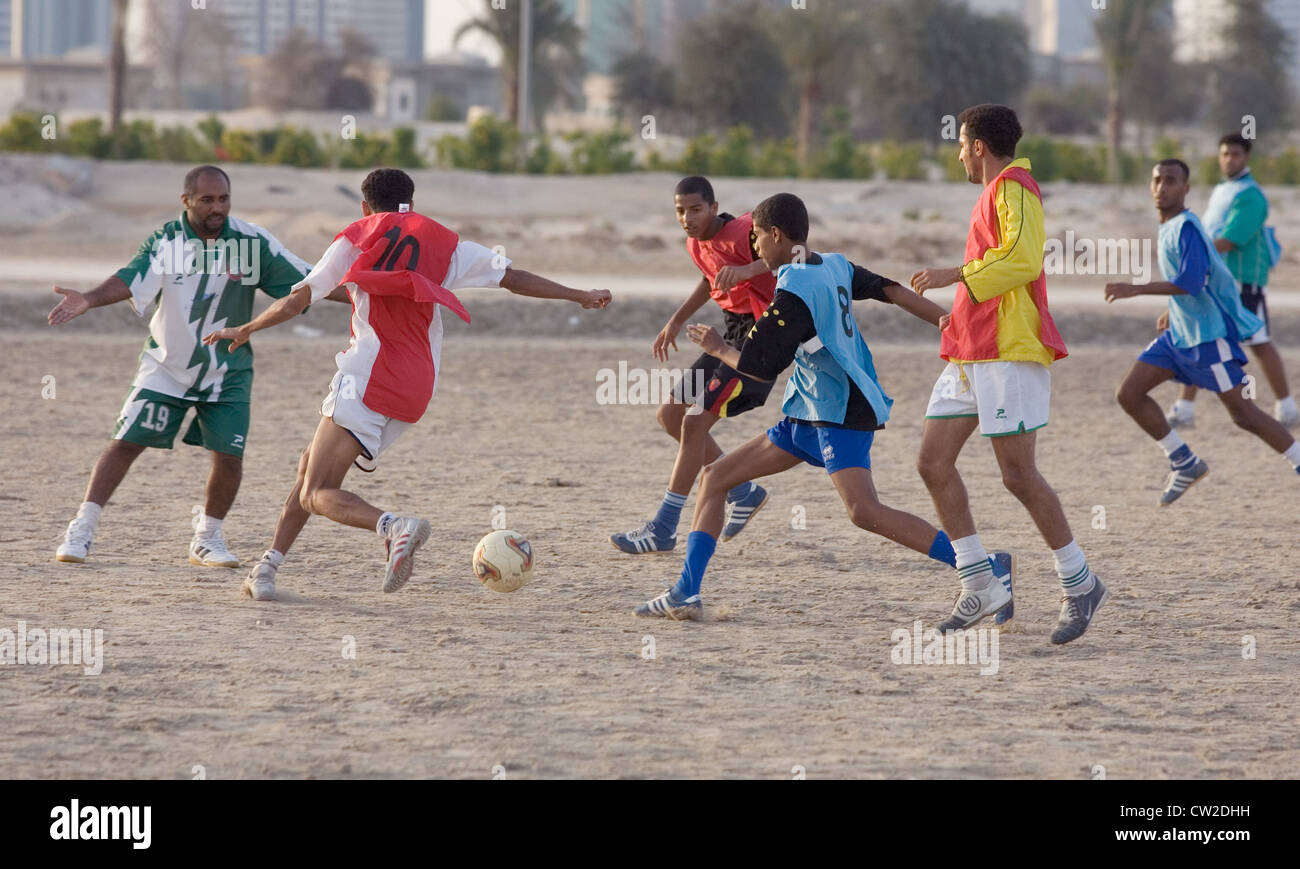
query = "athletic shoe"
(55, 518, 94, 563)
(383, 516, 431, 593)
(1166, 403, 1195, 429)
(189, 534, 240, 568)
(1159, 458, 1209, 506)
(243, 560, 276, 602)
(721, 483, 769, 542)
(609, 520, 676, 554)
(634, 587, 703, 621)
(991, 551, 1015, 626)
(938, 575, 1012, 632)
(1277, 403, 1300, 430)
(1050, 577, 1109, 645)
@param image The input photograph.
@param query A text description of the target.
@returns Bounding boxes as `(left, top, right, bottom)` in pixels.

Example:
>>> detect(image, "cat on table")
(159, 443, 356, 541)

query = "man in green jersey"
(48, 165, 320, 568)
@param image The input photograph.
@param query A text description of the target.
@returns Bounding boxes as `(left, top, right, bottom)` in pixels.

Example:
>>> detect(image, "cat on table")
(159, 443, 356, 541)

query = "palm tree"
(108, 0, 129, 136)
(1094, 0, 1170, 183)
(454, 0, 585, 130)
(770, 2, 867, 169)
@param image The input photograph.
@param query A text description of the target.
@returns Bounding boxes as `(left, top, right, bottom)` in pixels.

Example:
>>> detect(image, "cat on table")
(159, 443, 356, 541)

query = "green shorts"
(113, 386, 249, 457)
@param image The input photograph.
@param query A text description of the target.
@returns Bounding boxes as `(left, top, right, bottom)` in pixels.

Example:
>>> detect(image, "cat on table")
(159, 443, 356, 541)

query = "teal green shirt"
(1206, 171, 1270, 286)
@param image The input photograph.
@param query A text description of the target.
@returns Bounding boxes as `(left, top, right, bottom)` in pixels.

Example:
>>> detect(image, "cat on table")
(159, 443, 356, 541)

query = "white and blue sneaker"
(991, 551, 1015, 626)
(721, 483, 769, 542)
(634, 587, 703, 621)
(1159, 458, 1208, 506)
(610, 520, 677, 555)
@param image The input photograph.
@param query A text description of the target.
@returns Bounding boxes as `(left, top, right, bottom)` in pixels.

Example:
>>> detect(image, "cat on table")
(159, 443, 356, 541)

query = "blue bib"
(1158, 210, 1262, 349)
(776, 253, 893, 426)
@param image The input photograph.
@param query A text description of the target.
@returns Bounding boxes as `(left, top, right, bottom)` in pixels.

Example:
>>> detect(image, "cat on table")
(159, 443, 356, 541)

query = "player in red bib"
(610, 176, 778, 554)
(204, 169, 611, 600)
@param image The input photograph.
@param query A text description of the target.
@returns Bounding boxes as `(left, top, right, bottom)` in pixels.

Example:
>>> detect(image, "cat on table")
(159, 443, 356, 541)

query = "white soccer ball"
(472, 530, 534, 593)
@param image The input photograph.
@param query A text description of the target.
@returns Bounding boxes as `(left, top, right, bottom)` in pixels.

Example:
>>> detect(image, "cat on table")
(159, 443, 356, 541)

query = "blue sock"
(1169, 444, 1196, 471)
(651, 490, 688, 536)
(928, 530, 956, 567)
(726, 480, 753, 503)
(673, 531, 717, 598)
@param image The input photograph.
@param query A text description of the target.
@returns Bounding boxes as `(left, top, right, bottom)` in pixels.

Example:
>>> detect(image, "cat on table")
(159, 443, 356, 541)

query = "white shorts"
(321, 370, 412, 471)
(925, 360, 1051, 437)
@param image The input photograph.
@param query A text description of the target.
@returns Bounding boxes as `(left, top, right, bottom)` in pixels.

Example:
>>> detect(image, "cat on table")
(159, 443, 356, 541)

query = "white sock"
(1172, 398, 1195, 414)
(1277, 396, 1298, 415)
(1282, 441, 1300, 469)
(260, 548, 284, 568)
(1156, 430, 1186, 457)
(197, 514, 223, 537)
(75, 501, 102, 528)
(952, 534, 992, 588)
(376, 512, 396, 537)
(1053, 540, 1095, 596)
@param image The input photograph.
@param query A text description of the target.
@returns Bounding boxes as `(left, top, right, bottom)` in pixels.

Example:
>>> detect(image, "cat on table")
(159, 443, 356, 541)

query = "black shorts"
(1240, 283, 1270, 346)
(674, 311, 773, 417)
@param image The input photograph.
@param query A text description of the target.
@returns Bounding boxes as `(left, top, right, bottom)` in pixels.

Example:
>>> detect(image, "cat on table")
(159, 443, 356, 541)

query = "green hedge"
(5, 111, 1297, 185)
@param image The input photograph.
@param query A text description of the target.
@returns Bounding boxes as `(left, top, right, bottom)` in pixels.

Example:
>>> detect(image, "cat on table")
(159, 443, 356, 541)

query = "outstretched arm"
(500, 268, 611, 308)
(883, 282, 947, 327)
(203, 286, 311, 350)
(48, 276, 131, 326)
(1104, 281, 1186, 302)
(654, 276, 712, 362)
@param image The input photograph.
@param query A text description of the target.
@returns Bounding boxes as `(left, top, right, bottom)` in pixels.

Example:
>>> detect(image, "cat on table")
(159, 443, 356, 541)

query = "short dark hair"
(1219, 132, 1252, 154)
(958, 103, 1023, 159)
(752, 193, 808, 244)
(362, 168, 415, 212)
(674, 175, 715, 204)
(184, 164, 230, 195)
(1156, 157, 1190, 181)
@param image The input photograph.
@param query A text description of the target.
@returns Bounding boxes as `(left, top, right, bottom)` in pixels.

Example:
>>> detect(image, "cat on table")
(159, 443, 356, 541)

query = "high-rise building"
(215, 0, 424, 63)
(1, 0, 110, 59)
(1024, 0, 1098, 58)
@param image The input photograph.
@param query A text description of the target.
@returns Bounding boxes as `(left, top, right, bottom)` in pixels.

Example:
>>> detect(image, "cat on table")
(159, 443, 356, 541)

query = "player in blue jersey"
(633, 193, 1013, 621)
(1106, 159, 1300, 504)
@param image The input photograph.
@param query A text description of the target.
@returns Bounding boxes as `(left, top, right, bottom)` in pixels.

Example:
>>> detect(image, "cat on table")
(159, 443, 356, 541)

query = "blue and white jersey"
(1158, 209, 1262, 350)
(775, 252, 893, 426)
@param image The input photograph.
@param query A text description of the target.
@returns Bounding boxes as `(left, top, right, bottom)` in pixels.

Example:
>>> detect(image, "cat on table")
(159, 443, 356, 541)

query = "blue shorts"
(767, 418, 874, 474)
(1137, 331, 1248, 394)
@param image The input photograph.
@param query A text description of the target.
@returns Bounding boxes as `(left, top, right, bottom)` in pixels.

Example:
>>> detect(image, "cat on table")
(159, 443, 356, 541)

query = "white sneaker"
(382, 517, 431, 593)
(55, 518, 95, 563)
(189, 534, 240, 568)
(243, 560, 277, 601)
(1166, 403, 1196, 429)
(1276, 403, 1300, 430)
(937, 578, 1013, 632)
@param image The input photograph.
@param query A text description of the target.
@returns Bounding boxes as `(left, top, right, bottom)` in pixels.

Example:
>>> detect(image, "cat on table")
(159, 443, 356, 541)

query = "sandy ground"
(2, 330, 1297, 779)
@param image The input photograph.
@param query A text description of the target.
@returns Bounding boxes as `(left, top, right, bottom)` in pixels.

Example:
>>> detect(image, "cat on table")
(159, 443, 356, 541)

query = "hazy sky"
(425, 0, 503, 62)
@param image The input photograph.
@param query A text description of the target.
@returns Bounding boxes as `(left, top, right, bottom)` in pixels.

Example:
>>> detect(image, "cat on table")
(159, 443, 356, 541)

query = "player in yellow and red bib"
(912, 104, 1106, 646)
(204, 169, 611, 600)
(610, 176, 777, 555)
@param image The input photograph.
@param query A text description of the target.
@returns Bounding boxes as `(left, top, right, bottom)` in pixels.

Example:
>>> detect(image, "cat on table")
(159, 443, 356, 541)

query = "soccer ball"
(472, 530, 534, 593)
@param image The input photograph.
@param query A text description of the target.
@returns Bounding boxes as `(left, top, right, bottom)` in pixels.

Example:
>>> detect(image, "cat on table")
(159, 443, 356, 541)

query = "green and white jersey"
(114, 213, 312, 402)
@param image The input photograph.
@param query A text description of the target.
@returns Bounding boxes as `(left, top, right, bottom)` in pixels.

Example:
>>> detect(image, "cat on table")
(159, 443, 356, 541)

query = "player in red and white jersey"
(204, 169, 611, 600)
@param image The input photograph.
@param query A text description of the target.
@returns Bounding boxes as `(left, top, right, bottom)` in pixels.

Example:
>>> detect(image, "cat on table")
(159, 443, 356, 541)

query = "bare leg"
(268, 447, 313, 556)
(203, 450, 242, 520)
(1217, 383, 1296, 452)
(916, 416, 980, 540)
(1179, 383, 1197, 403)
(299, 418, 380, 531)
(1117, 361, 1177, 440)
(667, 407, 724, 495)
(1249, 341, 1292, 401)
(691, 434, 802, 538)
(83, 439, 147, 506)
(829, 466, 941, 555)
(989, 430, 1073, 550)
